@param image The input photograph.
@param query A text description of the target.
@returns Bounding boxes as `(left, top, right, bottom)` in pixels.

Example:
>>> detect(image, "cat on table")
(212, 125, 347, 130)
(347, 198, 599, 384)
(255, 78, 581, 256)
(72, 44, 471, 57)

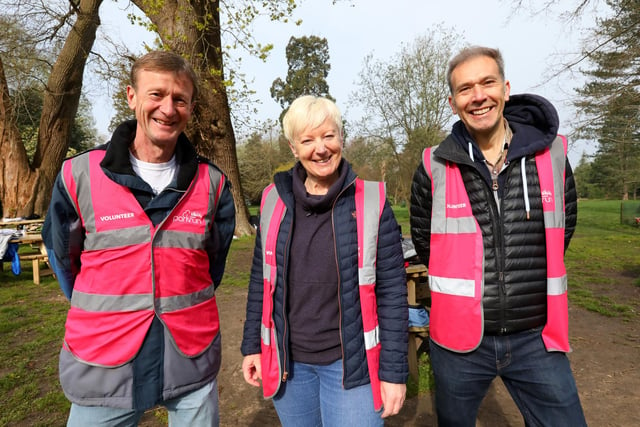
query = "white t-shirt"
(129, 152, 177, 196)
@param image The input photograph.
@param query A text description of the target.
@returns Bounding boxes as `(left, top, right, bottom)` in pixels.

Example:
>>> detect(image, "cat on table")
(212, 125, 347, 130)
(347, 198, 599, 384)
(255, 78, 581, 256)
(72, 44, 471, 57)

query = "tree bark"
(132, 0, 254, 236)
(0, 0, 102, 218)
(0, 56, 33, 218)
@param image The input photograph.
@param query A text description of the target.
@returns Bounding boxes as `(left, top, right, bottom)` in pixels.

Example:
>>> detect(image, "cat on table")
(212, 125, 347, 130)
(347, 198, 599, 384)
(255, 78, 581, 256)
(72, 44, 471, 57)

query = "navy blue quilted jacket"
(241, 161, 408, 391)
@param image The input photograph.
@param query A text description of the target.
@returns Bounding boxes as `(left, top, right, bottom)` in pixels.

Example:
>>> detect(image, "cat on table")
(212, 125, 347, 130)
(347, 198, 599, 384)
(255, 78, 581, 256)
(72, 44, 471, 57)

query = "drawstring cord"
(521, 157, 530, 220)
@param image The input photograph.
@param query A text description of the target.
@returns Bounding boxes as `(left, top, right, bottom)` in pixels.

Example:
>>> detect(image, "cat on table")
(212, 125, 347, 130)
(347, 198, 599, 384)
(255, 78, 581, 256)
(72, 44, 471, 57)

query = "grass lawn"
(0, 199, 637, 425)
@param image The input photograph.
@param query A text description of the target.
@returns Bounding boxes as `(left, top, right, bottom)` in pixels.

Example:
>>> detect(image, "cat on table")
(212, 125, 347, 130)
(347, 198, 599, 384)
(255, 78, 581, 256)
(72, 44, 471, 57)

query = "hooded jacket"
(42, 120, 236, 409)
(241, 161, 408, 393)
(410, 94, 577, 336)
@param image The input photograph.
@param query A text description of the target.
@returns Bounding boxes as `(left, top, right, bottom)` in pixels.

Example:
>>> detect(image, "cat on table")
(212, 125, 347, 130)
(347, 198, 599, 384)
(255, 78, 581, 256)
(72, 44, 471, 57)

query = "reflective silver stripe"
(543, 210, 563, 230)
(69, 154, 97, 233)
(207, 167, 223, 208)
(548, 276, 567, 296)
(84, 225, 151, 250)
(71, 283, 215, 313)
(429, 275, 476, 297)
(198, 166, 222, 230)
(154, 229, 209, 249)
(260, 186, 282, 281)
(548, 136, 566, 228)
(444, 216, 477, 234)
(261, 324, 271, 346)
(363, 325, 380, 350)
(71, 291, 154, 311)
(428, 151, 477, 235)
(429, 154, 449, 234)
(156, 284, 215, 313)
(263, 264, 272, 289)
(359, 180, 383, 286)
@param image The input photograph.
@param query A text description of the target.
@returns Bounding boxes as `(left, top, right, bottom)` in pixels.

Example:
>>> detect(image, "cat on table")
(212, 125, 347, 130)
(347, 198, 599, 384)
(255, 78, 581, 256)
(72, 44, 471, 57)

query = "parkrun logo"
(99, 212, 135, 222)
(541, 190, 553, 204)
(446, 203, 467, 209)
(173, 209, 205, 225)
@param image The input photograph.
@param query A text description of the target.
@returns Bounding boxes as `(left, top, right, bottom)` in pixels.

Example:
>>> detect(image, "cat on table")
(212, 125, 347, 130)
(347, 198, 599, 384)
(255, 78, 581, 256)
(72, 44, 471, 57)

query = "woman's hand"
(242, 354, 263, 387)
(380, 381, 406, 418)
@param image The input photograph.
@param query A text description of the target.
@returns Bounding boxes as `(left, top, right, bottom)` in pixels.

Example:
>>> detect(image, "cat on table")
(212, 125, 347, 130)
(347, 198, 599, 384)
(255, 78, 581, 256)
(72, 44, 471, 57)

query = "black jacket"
(410, 94, 577, 335)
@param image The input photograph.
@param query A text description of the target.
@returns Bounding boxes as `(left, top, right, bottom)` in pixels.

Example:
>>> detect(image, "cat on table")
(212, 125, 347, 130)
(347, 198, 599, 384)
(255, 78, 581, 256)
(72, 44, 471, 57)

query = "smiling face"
(289, 117, 343, 193)
(448, 55, 510, 142)
(126, 69, 194, 158)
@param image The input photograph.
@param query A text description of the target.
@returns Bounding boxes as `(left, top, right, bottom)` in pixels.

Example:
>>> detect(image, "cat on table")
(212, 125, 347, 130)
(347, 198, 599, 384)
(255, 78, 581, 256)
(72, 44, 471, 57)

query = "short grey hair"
(282, 95, 343, 143)
(446, 46, 505, 94)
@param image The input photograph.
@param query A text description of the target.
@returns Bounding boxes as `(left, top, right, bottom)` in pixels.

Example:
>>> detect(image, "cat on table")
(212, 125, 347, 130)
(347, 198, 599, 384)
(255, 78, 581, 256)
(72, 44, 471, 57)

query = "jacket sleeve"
(409, 160, 433, 266)
(564, 159, 577, 252)
(209, 177, 236, 289)
(375, 200, 408, 384)
(241, 226, 265, 356)
(41, 170, 84, 300)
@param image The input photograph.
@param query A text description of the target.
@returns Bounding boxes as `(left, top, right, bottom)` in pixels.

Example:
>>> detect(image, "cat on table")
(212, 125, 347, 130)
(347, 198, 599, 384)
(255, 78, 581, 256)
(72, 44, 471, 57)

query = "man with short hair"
(43, 50, 235, 426)
(410, 46, 586, 426)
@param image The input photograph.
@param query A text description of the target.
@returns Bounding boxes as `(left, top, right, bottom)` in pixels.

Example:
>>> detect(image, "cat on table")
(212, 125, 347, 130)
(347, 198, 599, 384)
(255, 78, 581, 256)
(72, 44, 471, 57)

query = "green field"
(0, 200, 638, 425)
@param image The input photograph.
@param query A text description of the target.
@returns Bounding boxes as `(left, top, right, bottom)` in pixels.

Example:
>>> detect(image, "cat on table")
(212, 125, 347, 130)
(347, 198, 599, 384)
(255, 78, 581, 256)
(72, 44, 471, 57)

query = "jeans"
(429, 328, 586, 427)
(67, 379, 219, 427)
(272, 359, 383, 427)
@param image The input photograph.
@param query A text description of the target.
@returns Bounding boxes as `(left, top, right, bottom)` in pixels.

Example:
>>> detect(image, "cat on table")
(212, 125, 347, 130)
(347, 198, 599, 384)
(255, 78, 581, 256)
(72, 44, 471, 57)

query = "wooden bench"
(408, 325, 430, 381)
(19, 253, 53, 285)
(405, 263, 431, 382)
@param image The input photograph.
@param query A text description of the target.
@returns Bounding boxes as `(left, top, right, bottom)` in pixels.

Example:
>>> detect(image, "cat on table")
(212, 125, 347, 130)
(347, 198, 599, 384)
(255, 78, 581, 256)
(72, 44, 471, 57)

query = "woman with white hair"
(241, 95, 408, 426)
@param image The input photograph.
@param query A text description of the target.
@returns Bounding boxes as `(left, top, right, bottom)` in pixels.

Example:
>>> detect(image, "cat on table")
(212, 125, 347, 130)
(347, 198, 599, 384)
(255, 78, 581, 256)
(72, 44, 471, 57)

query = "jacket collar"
(446, 93, 559, 163)
(274, 159, 357, 210)
(100, 120, 200, 192)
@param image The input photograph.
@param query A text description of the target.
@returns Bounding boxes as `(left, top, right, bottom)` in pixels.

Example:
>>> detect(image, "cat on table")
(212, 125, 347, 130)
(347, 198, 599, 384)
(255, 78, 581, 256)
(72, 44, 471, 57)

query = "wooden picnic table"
(4, 232, 52, 284)
(406, 263, 429, 306)
(0, 218, 44, 228)
(405, 263, 430, 382)
(9, 233, 45, 246)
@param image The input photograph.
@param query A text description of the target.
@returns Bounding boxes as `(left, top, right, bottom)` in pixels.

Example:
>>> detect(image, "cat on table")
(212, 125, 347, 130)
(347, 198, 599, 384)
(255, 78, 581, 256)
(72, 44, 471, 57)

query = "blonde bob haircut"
(282, 95, 343, 143)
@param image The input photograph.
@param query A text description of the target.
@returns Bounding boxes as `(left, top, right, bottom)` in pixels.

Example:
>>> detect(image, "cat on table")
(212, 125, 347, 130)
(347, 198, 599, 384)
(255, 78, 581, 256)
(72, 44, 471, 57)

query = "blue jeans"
(67, 379, 219, 427)
(429, 328, 586, 427)
(272, 359, 383, 427)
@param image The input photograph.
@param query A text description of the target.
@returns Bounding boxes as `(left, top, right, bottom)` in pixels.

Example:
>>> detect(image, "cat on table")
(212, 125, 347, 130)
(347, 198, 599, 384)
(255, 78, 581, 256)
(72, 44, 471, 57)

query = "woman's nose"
(314, 139, 327, 153)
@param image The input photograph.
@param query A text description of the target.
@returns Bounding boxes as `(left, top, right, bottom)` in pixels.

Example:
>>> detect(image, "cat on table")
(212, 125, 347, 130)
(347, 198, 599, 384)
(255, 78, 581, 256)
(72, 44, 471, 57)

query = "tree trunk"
(132, 0, 254, 236)
(0, 0, 102, 218)
(0, 56, 34, 218)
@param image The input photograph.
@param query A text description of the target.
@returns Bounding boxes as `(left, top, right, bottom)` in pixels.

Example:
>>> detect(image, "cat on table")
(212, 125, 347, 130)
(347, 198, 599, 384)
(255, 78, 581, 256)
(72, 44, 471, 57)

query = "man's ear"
(126, 85, 136, 111)
(448, 96, 458, 115)
(504, 80, 511, 101)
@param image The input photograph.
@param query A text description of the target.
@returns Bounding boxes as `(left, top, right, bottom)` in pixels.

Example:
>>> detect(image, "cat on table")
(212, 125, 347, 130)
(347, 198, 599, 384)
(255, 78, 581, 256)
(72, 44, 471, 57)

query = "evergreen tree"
(574, 0, 640, 199)
(270, 35, 333, 122)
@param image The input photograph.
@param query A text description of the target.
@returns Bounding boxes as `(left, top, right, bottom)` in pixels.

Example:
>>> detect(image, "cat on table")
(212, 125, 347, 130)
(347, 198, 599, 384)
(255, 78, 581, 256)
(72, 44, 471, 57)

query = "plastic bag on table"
(408, 304, 429, 327)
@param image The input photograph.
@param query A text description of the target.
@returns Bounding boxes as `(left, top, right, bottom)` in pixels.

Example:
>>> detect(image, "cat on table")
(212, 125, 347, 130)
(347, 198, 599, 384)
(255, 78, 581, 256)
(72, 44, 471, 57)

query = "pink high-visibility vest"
(258, 179, 387, 410)
(61, 150, 225, 366)
(424, 136, 570, 352)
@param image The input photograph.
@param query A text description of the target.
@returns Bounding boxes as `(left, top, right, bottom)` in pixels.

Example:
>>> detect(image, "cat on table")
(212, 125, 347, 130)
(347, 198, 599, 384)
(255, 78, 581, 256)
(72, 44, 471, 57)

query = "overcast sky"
(95, 0, 602, 163)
